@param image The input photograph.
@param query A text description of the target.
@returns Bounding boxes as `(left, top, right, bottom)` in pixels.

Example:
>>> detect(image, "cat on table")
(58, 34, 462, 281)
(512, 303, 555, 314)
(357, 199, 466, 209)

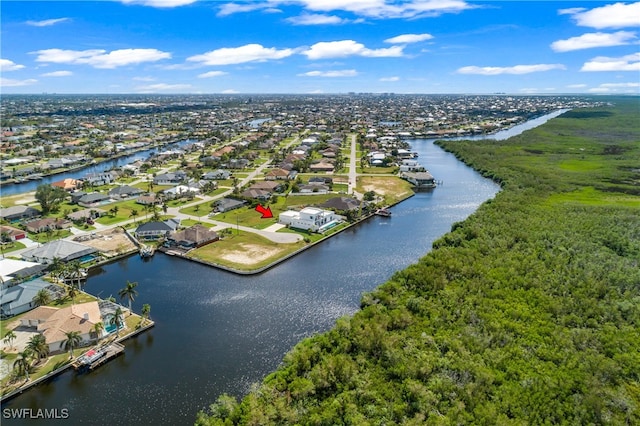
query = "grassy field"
(356, 175, 414, 204)
(188, 231, 306, 271)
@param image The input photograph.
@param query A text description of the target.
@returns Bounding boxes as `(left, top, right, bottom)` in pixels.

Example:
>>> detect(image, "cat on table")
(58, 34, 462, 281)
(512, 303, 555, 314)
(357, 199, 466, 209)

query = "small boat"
(77, 348, 106, 367)
(375, 208, 392, 217)
(139, 244, 155, 258)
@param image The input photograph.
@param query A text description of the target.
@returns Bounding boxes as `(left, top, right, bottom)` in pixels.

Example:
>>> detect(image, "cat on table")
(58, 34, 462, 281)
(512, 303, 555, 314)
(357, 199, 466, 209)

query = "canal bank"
(0, 112, 564, 425)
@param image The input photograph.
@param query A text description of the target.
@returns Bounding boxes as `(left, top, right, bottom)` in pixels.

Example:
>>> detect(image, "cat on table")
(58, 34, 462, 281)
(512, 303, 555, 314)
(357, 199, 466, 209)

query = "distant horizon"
(3, 92, 638, 97)
(2, 1, 638, 95)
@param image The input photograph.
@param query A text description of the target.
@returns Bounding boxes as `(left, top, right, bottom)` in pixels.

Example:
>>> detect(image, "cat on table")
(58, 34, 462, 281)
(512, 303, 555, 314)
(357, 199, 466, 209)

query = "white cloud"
(26, 17, 71, 27)
(1, 77, 38, 87)
(222, 89, 239, 93)
(188, 44, 295, 65)
(457, 64, 566, 75)
(32, 48, 171, 68)
(0, 59, 25, 72)
(298, 69, 358, 77)
(551, 31, 637, 52)
(565, 2, 640, 29)
(198, 71, 228, 78)
(302, 40, 404, 59)
(217, 2, 273, 17)
(120, 0, 198, 8)
(218, 0, 472, 19)
(567, 84, 587, 88)
(589, 82, 640, 93)
(286, 13, 350, 25)
(135, 83, 193, 92)
(40, 71, 73, 77)
(379, 76, 400, 81)
(384, 33, 433, 44)
(294, 0, 472, 19)
(581, 53, 640, 71)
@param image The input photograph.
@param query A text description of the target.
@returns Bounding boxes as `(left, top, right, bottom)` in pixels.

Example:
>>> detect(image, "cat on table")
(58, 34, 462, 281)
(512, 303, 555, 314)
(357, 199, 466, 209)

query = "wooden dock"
(72, 342, 125, 371)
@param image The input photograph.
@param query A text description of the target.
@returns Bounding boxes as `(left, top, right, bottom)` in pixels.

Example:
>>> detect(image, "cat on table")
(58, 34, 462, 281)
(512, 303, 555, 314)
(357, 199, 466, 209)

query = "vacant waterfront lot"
(188, 232, 305, 271)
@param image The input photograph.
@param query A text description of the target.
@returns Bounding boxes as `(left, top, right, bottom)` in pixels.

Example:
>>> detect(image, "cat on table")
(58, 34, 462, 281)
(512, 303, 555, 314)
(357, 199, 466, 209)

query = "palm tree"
(3, 330, 17, 350)
(66, 283, 79, 304)
(130, 209, 139, 223)
(63, 330, 82, 359)
(118, 280, 138, 314)
(91, 322, 104, 342)
(110, 307, 124, 337)
(32, 288, 52, 307)
(49, 257, 65, 283)
(141, 304, 151, 325)
(26, 334, 49, 363)
(13, 349, 33, 381)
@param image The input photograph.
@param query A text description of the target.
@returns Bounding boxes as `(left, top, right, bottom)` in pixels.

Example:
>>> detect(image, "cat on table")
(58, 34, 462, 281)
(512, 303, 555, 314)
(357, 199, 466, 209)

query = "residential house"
(265, 168, 295, 180)
(0, 205, 41, 222)
(78, 192, 111, 208)
(212, 198, 247, 213)
(0, 224, 27, 241)
(201, 170, 231, 180)
(240, 188, 272, 200)
(250, 181, 282, 192)
(167, 224, 219, 249)
(0, 258, 47, 287)
(83, 171, 117, 186)
(278, 207, 340, 232)
(153, 171, 187, 185)
(108, 185, 144, 199)
(51, 178, 83, 192)
(297, 184, 329, 194)
(309, 177, 333, 185)
(22, 240, 98, 264)
(0, 278, 52, 318)
(136, 194, 160, 206)
(66, 208, 106, 222)
(309, 160, 335, 172)
(134, 218, 180, 240)
(162, 185, 199, 198)
(18, 301, 105, 353)
(25, 217, 72, 234)
(319, 196, 361, 212)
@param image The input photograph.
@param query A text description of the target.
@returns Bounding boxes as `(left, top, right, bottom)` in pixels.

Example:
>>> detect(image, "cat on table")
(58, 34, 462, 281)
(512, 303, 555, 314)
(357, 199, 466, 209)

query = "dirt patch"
(79, 228, 137, 257)
(218, 243, 286, 265)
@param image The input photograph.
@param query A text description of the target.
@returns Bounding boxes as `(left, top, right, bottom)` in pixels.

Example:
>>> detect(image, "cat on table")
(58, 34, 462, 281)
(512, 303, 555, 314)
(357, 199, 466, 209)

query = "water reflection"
(3, 130, 533, 424)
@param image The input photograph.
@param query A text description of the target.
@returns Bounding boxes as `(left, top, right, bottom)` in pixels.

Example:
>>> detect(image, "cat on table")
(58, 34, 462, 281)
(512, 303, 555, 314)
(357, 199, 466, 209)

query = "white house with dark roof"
(134, 218, 180, 240)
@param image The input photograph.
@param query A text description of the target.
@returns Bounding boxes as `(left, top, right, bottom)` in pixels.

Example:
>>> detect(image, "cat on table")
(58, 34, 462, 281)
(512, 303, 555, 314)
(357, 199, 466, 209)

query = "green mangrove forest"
(196, 98, 639, 425)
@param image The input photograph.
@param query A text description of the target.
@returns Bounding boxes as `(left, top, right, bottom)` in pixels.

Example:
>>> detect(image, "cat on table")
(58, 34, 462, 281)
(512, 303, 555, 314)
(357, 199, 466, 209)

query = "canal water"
(1, 112, 564, 425)
(1, 139, 197, 197)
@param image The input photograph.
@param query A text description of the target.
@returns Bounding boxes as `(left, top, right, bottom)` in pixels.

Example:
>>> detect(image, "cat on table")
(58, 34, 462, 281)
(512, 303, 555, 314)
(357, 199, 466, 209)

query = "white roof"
(279, 210, 299, 218)
(0, 258, 42, 283)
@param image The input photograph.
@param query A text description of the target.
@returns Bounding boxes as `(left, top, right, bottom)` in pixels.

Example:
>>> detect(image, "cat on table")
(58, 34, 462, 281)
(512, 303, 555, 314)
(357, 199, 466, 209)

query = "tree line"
(196, 99, 639, 425)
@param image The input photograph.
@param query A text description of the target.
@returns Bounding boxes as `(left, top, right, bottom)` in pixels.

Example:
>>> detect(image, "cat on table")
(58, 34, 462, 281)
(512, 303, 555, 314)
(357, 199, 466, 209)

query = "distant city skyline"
(1, 1, 639, 95)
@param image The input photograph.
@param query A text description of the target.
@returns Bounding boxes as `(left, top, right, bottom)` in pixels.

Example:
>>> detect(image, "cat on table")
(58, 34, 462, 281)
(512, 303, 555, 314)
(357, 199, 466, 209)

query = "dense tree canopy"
(34, 184, 68, 214)
(197, 99, 640, 425)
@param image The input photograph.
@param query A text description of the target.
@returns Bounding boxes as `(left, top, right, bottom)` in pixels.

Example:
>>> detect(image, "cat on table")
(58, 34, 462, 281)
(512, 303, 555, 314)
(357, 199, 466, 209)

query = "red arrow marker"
(255, 204, 274, 218)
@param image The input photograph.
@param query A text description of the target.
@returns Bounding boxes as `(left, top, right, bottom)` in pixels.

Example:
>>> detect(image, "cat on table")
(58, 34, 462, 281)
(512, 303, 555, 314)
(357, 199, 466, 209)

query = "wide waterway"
(1, 111, 565, 425)
(1, 139, 196, 197)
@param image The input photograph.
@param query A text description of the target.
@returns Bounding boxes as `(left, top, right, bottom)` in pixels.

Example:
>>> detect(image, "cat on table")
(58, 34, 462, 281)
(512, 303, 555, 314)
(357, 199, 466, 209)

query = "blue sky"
(1, 1, 639, 94)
